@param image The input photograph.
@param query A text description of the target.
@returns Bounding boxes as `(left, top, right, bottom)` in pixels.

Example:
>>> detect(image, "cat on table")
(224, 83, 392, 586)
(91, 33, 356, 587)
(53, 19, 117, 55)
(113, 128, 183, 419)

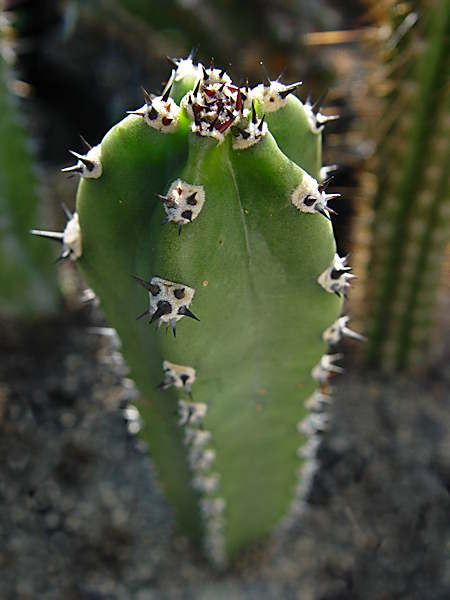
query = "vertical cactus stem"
(73, 57, 345, 562)
(145, 112, 342, 557)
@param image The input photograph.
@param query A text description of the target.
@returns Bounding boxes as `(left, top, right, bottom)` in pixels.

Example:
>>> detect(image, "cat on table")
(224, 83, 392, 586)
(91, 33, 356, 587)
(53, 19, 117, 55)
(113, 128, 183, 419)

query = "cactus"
(352, 0, 449, 370)
(0, 15, 59, 318)
(32, 56, 360, 565)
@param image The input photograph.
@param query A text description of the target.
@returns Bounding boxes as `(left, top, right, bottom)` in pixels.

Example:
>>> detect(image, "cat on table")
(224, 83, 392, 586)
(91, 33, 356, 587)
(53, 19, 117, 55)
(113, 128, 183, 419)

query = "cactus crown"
(32, 55, 361, 566)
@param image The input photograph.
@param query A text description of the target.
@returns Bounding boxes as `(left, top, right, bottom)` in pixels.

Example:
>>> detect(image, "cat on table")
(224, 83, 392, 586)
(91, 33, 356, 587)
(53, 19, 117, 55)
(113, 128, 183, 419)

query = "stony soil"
(1, 303, 449, 600)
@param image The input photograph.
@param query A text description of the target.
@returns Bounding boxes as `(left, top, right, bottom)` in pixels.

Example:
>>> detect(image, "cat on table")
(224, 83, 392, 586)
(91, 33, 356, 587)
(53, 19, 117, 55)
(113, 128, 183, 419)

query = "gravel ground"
(1, 304, 449, 600)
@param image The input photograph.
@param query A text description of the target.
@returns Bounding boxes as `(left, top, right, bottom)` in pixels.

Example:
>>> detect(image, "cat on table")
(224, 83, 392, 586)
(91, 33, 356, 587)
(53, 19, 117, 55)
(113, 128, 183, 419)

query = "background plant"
(351, 0, 449, 370)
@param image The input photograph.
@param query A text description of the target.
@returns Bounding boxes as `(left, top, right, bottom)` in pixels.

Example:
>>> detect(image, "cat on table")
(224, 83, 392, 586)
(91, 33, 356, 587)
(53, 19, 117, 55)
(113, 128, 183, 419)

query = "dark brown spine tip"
(251, 101, 257, 124)
(161, 83, 173, 102)
(79, 135, 92, 151)
(303, 195, 316, 206)
(166, 56, 179, 69)
(78, 157, 95, 171)
(136, 308, 151, 320)
(174, 288, 185, 299)
(131, 275, 161, 296)
(331, 269, 347, 280)
(319, 176, 335, 191)
(141, 87, 153, 106)
(318, 208, 331, 221)
(186, 193, 198, 206)
(202, 65, 208, 80)
(258, 114, 266, 131)
(148, 106, 158, 120)
(278, 83, 301, 100)
(68, 150, 95, 171)
(235, 89, 242, 113)
(181, 210, 193, 221)
(150, 301, 172, 324)
(193, 79, 201, 96)
(178, 306, 200, 321)
(311, 89, 329, 111)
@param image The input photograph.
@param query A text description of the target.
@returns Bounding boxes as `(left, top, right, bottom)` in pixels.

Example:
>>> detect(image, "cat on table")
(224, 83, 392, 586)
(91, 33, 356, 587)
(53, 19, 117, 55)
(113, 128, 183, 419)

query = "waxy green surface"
(260, 95, 322, 179)
(76, 79, 342, 558)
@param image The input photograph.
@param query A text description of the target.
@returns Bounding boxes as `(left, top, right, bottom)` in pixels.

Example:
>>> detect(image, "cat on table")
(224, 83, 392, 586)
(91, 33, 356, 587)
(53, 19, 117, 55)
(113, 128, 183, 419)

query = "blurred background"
(0, 0, 449, 598)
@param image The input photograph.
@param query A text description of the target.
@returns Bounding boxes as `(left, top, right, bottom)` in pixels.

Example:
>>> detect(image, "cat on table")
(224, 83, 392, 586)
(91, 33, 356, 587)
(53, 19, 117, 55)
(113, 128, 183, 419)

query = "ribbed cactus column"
(32, 58, 356, 565)
(0, 33, 59, 317)
(352, 0, 450, 370)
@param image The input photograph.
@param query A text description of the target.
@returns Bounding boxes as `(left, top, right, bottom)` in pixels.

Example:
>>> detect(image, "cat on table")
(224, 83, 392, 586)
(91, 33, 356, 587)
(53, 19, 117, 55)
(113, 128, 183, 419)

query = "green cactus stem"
(0, 26, 59, 318)
(33, 57, 359, 564)
(352, 0, 449, 370)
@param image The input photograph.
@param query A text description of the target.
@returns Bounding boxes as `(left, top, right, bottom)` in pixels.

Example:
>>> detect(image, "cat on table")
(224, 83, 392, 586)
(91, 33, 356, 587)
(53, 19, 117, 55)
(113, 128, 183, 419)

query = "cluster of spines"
(133, 275, 200, 337)
(283, 311, 363, 527)
(166, 367, 227, 567)
(30, 204, 82, 262)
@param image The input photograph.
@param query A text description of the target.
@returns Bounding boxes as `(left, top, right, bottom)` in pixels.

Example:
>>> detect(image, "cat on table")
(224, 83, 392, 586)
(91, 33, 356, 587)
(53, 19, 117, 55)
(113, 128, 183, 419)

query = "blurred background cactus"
(351, 0, 450, 370)
(0, 9, 60, 318)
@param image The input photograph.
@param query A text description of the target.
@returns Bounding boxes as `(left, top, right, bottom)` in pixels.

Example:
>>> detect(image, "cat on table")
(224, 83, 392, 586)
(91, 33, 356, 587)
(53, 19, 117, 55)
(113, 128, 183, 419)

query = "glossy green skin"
(148, 132, 340, 555)
(76, 85, 342, 559)
(261, 95, 321, 179)
(0, 56, 59, 317)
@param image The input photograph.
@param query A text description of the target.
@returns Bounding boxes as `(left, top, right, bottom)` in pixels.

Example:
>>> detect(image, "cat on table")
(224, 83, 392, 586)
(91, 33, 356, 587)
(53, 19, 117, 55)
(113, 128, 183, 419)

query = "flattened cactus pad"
(34, 56, 360, 565)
